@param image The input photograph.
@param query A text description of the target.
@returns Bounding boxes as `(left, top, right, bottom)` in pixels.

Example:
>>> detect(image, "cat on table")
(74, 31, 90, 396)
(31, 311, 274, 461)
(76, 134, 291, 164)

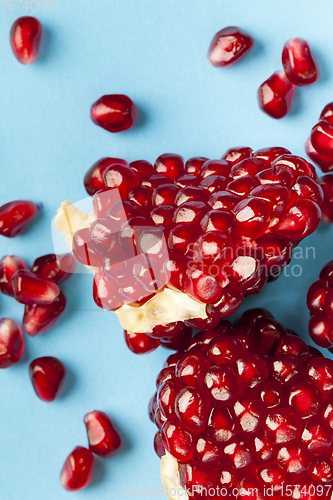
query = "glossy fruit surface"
(207, 26, 254, 67)
(10, 16, 42, 64)
(282, 38, 319, 86)
(258, 71, 294, 119)
(0, 200, 37, 237)
(84, 157, 128, 196)
(11, 269, 60, 305)
(320, 175, 333, 224)
(29, 356, 66, 402)
(307, 260, 333, 348)
(0, 318, 24, 368)
(32, 253, 76, 283)
(153, 309, 332, 497)
(84, 411, 122, 457)
(124, 330, 161, 354)
(0, 255, 29, 296)
(23, 291, 67, 337)
(60, 446, 94, 491)
(90, 94, 136, 133)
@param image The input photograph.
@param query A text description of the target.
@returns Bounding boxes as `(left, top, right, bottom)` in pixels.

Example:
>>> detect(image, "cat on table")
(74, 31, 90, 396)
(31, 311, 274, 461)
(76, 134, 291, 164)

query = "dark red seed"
(129, 160, 155, 181)
(258, 71, 294, 119)
(32, 253, 76, 283)
(10, 16, 42, 64)
(222, 146, 253, 165)
(0, 255, 29, 296)
(84, 411, 121, 457)
(0, 318, 24, 368)
(84, 158, 128, 196)
(29, 356, 66, 402)
(320, 175, 333, 224)
(282, 38, 319, 86)
(23, 291, 67, 337)
(60, 446, 94, 492)
(254, 147, 291, 167)
(90, 94, 136, 133)
(208, 26, 254, 67)
(124, 330, 161, 354)
(154, 154, 184, 180)
(305, 138, 333, 174)
(72, 228, 103, 267)
(311, 121, 333, 158)
(103, 164, 139, 199)
(0, 200, 37, 237)
(185, 157, 209, 176)
(11, 269, 60, 305)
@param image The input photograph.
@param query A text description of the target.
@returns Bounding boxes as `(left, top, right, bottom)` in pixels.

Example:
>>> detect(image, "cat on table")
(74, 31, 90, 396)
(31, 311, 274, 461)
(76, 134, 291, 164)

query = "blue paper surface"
(0, 0, 333, 498)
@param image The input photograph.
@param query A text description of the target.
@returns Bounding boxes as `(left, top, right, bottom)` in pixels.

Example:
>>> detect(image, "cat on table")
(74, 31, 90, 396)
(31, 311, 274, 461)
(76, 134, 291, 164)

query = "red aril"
(84, 410, 121, 457)
(10, 16, 42, 64)
(103, 164, 139, 199)
(22, 291, 66, 337)
(311, 121, 333, 158)
(305, 138, 333, 173)
(84, 157, 128, 196)
(258, 71, 294, 119)
(29, 356, 66, 402)
(0, 200, 37, 237)
(60, 446, 94, 491)
(320, 175, 333, 224)
(124, 330, 161, 354)
(90, 94, 136, 133)
(0, 318, 24, 368)
(11, 269, 60, 305)
(32, 253, 76, 283)
(208, 26, 254, 67)
(0, 255, 29, 296)
(282, 38, 319, 86)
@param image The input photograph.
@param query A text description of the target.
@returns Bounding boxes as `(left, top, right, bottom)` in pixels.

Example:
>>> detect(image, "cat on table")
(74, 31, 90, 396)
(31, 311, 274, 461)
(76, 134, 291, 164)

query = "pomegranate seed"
(320, 175, 333, 224)
(90, 94, 136, 133)
(233, 198, 271, 238)
(155, 154, 184, 180)
(222, 146, 254, 165)
(152, 183, 181, 206)
(184, 267, 223, 304)
(0, 255, 28, 296)
(84, 411, 121, 457)
(84, 157, 128, 196)
(23, 291, 66, 337)
(274, 199, 321, 240)
(258, 71, 294, 119)
(0, 200, 37, 237)
(103, 164, 139, 199)
(124, 330, 161, 354)
(272, 154, 316, 178)
(32, 253, 76, 283)
(311, 120, 333, 158)
(0, 318, 24, 368)
(185, 157, 209, 176)
(154, 432, 165, 458)
(161, 324, 193, 351)
(60, 446, 94, 491)
(305, 138, 333, 173)
(11, 269, 60, 305)
(29, 356, 66, 402)
(254, 147, 291, 167)
(93, 271, 124, 311)
(161, 421, 194, 462)
(207, 26, 254, 67)
(282, 38, 319, 86)
(199, 159, 231, 179)
(10, 16, 42, 64)
(129, 160, 155, 181)
(72, 228, 103, 267)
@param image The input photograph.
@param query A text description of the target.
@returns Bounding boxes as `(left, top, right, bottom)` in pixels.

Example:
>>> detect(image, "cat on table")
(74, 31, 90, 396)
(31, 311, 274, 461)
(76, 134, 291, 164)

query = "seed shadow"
(38, 25, 53, 63)
(19, 338, 30, 364)
(89, 457, 106, 487)
(108, 416, 132, 456)
(287, 86, 302, 117)
(59, 364, 76, 400)
(134, 106, 147, 129)
(313, 47, 330, 85)
(245, 38, 265, 64)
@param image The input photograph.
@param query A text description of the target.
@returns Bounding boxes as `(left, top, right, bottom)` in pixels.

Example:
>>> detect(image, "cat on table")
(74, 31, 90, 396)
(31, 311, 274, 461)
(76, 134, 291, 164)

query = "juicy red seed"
(308, 313, 332, 348)
(302, 420, 333, 455)
(11, 269, 60, 305)
(239, 308, 274, 328)
(305, 138, 333, 173)
(185, 157, 209, 176)
(207, 26, 254, 67)
(0, 200, 37, 237)
(282, 38, 319, 86)
(256, 234, 291, 275)
(90, 94, 136, 133)
(307, 280, 330, 315)
(235, 353, 269, 389)
(226, 175, 260, 197)
(72, 228, 103, 267)
(154, 154, 184, 180)
(212, 286, 244, 318)
(32, 253, 76, 283)
(141, 174, 173, 190)
(204, 365, 239, 403)
(84, 158, 128, 196)
(129, 160, 155, 181)
(93, 271, 124, 311)
(224, 438, 252, 469)
(151, 322, 183, 340)
(161, 421, 194, 463)
(0, 255, 29, 296)
(250, 184, 291, 216)
(89, 217, 120, 255)
(23, 290, 66, 337)
(160, 324, 193, 351)
(208, 191, 241, 211)
(165, 254, 188, 290)
(124, 330, 160, 354)
(193, 435, 220, 467)
(60, 446, 94, 492)
(233, 198, 271, 239)
(175, 174, 200, 188)
(310, 121, 333, 161)
(320, 102, 333, 124)
(180, 461, 217, 495)
(291, 175, 324, 206)
(272, 154, 315, 178)
(128, 185, 153, 209)
(103, 164, 139, 199)
(152, 184, 181, 206)
(10, 16, 42, 64)
(84, 411, 121, 458)
(175, 186, 209, 206)
(276, 334, 309, 361)
(320, 260, 333, 284)
(193, 232, 233, 264)
(185, 305, 221, 331)
(168, 223, 201, 256)
(289, 381, 322, 419)
(265, 408, 300, 444)
(199, 159, 231, 179)
(274, 199, 321, 241)
(233, 394, 265, 434)
(230, 158, 267, 179)
(93, 188, 124, 218)
(154, 432, 165, 458)
(307, 358, 333, 399)
(256, 165, 296, 188)
(0, 318, 24, 368)
(200, 209, 239, 241)
(222, 146, 254, 165)
(259, 381, 285, 408)
(320, 174, 333, 224)
(207, 335, 242, 366)
(175, 352, 210, 386)
(175, 387, 209, 431)
(258, 71, 294, 119)
(29, 356, 66, 402)
(199, 175, 228, 194)
(183, 267, 223, 304)
(254, 147, 291, 167)
(107, 200, 142, 228)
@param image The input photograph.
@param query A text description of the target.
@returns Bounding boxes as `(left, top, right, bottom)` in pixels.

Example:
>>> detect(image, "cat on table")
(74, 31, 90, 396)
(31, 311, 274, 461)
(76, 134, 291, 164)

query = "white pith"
(161, 453, 188, 500)
(54, 200, 208, 332)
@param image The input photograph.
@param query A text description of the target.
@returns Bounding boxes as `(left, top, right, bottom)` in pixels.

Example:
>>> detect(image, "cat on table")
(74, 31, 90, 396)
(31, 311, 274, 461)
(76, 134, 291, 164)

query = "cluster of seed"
(150, 309, 333, 499)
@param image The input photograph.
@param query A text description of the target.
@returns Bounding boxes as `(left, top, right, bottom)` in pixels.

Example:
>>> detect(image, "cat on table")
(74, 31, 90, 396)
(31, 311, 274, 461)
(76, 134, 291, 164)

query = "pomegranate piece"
(84, 411, 121, 457)
(311, 120, 333, 158)
(307, 260, 333, 348)
(207, 26, 254, 67)
(23, 291, 66, 337)
(0, 318, 24, 368)
(90, 94, 136, 133)
(0, 255, 29, 296)
(258, 71, 294, 119)
(84, 157, 128, 196)
(282, 37, 319, 86)
(11, 269, 60, 305)
(124, 330, 161, 354)
(10, 16, 42, 64)
(60, 446, 94, 491)
(103, 163, 139, 199)
(320, 174, 333, 224)
(155, 154, 184, 181)
(29, 356, 66, 402)
(0, 200, 37, 237)
(305, 138, 333, 173)
(156, 309, 333, 499)
(72, 228, 103, 267)
(32, 253, 76, 283)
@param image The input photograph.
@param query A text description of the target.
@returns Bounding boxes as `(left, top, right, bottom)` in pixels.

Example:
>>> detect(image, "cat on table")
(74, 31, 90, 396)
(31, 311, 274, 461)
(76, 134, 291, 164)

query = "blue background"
(0, 0, 333, 498)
